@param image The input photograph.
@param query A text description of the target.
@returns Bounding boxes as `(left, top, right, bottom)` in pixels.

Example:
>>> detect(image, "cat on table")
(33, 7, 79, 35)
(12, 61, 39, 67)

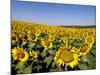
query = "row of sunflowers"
(11, 21, 96, 74)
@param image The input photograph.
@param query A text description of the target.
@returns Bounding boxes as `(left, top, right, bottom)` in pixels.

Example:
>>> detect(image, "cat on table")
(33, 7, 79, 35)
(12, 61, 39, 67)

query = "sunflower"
(30, 50, 38, 58)
(75, 34, 81, 39)
(11, 33, 18, 43)
(54, 47, 80, 68)
(27, 33, 37, 41)
(41, 39, 53, 50)
(62, 36, 68, 44)
(12, 47, 29, 62)
(19, 33, 28, 41)
(85, 36, 94, 46)
(79, 44, 90, 56)
(48, 34, 55, 41)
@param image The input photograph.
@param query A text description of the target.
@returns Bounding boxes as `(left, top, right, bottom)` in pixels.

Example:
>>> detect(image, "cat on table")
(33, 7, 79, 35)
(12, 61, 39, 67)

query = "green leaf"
(16, 62, 25, 70)
(69, 39, 74, 44)
(87, 62, 96, 69)
(48, 49, 56, 55)
(50, 67, 63, 72)
(52, 61, 56, 68)
(21, 41, 28, 49)
(73, 42, 79, 47)
(49, 68, 58, 72)
(90, 49, 96, 56)
(34, 42, 43, 50)
(54, 65, 63, 72)
(33, 58, 38, 62)
(41, 50, 47, 58)
(78, 63, 88, 70)
(17, 69, 24, 74)
(44, 55, 53, 68)
(28, 42, 35, 48)
(22, 41, 27, 46)
(33, 65, 42, 71)
(23, 66, 32, 74)
(57, 68, 63, 72)
(87, 54, 96, 63)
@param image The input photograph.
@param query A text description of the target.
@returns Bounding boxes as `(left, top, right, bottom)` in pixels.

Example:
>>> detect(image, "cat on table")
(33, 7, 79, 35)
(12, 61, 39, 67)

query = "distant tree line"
(59, 25, 96, 28)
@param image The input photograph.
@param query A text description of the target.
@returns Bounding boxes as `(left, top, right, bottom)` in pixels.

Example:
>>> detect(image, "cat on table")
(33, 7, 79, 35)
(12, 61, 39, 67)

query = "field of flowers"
(11, 21, 96, 74)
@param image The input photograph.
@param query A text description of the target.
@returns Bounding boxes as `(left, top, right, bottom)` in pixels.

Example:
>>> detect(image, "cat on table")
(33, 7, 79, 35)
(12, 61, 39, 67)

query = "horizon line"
(11, 20, 96, 26)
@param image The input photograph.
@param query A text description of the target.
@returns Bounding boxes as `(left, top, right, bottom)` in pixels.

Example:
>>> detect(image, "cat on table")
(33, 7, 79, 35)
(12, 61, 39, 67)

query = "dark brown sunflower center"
(60, 49, 74, 63)
(24, 35, 28, 39)
(12, 36, 16, 40)
(22, 34, 28, 40)
(80, 45, 88, 53)
(17, 52, 25, 58)
(32, 35, 36, 40)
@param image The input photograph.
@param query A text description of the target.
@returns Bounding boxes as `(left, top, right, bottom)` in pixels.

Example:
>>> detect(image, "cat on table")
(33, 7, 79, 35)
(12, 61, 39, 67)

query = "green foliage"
(33, 65, 42, 71)
(48, 49, 57, 55)
(28, 41, 35, 49)
(16, 62, 25, 70)
(51, 61, 56, 68)
(69, 38, 84, 47)
(41, 50, 47, 58)
(44, 55, 53, 68)
(34, 41, 43, 51)
(23, 66, 32, 74)
(78, 62, 88, 70)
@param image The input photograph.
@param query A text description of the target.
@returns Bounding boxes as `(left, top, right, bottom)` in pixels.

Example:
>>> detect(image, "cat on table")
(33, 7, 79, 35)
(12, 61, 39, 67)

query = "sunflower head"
(54, 47, 80, 68)
(41, 39, 52, 50)
(48, 34, 55, 41)
(27, 34, 37, 41)
(75, 34, 81, 39)
(30, 50, 38, 58)
(11, 33, 18, 43)
(12, 47, 29, 62)
(85, 36, 94, 45)
(79, 44, 90, 56)
(20, 33, 28, 41)
(62, 37, 68, 43)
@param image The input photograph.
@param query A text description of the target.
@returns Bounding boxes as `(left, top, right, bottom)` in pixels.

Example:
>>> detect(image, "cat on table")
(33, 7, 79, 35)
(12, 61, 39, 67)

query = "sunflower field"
(11, 21, 96, 74)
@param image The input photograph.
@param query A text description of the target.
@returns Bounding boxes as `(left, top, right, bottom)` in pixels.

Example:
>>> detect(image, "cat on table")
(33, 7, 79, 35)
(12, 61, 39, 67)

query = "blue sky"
(11, 0, 96, 26)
